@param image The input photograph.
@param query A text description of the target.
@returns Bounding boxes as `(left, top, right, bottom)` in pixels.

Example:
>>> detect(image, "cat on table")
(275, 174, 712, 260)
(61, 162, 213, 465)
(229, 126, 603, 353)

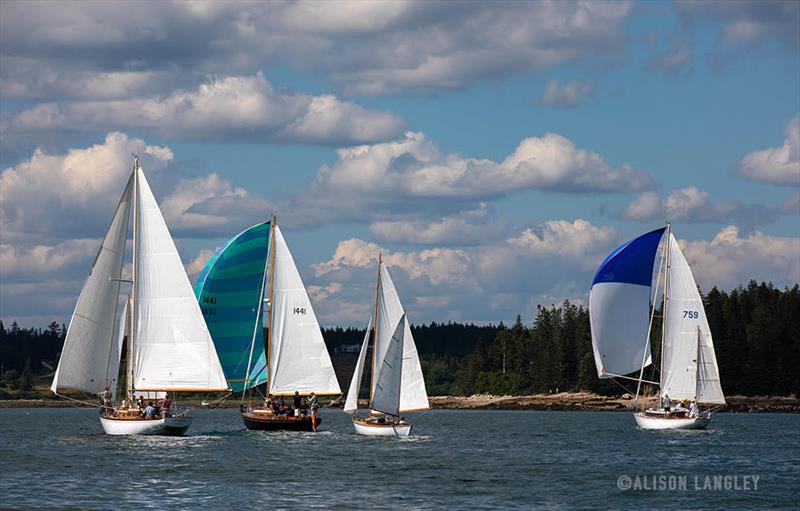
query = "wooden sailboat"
(344, 255, 429, 437)
(195, 217, 341, 431)
(589, 223, 725, 430)
(51, 156, 229, 435)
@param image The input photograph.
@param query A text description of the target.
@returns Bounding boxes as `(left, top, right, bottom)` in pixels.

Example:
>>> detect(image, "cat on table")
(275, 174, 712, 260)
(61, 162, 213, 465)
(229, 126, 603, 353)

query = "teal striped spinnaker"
(194, 222, 270, 392)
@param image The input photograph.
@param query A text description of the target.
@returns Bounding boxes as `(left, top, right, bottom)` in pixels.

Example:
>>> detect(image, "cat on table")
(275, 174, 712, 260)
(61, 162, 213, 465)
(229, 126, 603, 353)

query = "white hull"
(634, 412, 710, 430)
(100, 415, 192, 436)
(353, 418, 412, 437)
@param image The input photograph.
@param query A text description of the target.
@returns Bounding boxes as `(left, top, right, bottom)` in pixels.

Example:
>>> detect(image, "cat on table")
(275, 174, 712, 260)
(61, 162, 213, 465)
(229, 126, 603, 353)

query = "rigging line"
(54, 392, 100, 408)
(610, 377, 635, 397)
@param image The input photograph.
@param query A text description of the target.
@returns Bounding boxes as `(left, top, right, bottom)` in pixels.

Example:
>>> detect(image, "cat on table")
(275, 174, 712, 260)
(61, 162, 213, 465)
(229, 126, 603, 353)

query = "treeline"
(324, 321, 503, 356)
(422, 281, 800, 397)
(0, 321, 65, 392)
(1, 281, 798, 397)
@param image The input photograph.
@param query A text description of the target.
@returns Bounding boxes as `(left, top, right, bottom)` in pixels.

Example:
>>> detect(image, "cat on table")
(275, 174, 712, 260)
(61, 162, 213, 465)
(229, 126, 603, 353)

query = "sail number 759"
(683, 310, 699, 319)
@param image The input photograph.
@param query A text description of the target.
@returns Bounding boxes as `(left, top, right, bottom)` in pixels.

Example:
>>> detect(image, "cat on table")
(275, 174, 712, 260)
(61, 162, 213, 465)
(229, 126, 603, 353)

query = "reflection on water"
(1, 408, 798, 509)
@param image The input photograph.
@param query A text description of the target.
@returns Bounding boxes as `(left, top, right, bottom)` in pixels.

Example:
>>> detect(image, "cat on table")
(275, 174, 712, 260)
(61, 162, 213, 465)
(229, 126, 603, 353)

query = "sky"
(0, 0, 798, 328)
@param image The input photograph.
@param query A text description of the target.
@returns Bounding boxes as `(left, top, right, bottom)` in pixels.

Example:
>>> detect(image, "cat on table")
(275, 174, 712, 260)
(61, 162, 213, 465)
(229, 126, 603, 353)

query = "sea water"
(1, 408, 798, 509)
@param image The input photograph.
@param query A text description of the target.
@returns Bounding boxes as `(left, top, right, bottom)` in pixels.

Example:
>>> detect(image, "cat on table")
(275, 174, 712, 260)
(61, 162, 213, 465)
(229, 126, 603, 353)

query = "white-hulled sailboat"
(51, 156, 229, 435)
(589, 223, 725, 430)
(209, 218, 342, 431)
(344, 255, 429, 437)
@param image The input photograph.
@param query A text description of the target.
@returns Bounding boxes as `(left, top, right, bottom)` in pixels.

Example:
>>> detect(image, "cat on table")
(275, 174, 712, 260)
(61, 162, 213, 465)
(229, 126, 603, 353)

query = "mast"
(368, 253, 382, 412)
(127, 155, 139, 404)
(242, 218, 271, 403)
(265, 216, 277, 395)
(658, 222, 672, 396)
(694, 326, 701, 402)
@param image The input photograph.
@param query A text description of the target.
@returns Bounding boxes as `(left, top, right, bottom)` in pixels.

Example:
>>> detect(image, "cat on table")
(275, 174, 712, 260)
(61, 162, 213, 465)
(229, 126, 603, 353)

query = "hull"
(634, 412, 710, 430)
(100, 415, 192, 436)
(241, 411, 321, 432)
(353, 417, 412, 437)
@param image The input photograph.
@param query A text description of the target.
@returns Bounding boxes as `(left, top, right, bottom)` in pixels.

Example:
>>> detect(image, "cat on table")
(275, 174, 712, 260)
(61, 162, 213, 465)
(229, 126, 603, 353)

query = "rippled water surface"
(1, 408, 798, 509)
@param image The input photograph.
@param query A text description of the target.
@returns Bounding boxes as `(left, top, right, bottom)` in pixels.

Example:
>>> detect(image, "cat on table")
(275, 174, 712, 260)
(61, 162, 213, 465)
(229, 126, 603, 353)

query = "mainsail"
(589, 227, 665, 378)
(132, 167, 228, 392)
(268, 225, 340, 396)
(371, 316, 406, 417)
(194, 222, 270, 392)
(661, 234, 725, 404)
(51, 174, 133, 395)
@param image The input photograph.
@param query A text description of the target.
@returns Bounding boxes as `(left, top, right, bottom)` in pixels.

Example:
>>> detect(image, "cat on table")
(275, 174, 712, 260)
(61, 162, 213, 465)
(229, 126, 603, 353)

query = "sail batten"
(51, 173, 133, 395)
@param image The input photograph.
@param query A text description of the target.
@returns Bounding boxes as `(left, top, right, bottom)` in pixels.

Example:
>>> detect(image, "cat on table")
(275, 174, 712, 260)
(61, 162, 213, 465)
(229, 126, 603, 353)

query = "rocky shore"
(426, 392, 800, 413)
(3, 392, 798, 412)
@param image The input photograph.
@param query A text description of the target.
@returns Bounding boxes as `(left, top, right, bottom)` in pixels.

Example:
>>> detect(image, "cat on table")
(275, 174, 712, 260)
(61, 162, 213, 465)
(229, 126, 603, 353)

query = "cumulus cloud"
(0, 132, 172, 242)
(738, 114, 800, 187)
(679, 226, 800, 290)
(620, 186, 779, 225)
(9, 74, 406, 145)
(308, 219, 618, 324)
(368, 204, 510, 245)
(539, 80, 595, 108)
(0, 1, 632, 99)
(0, 132, 278, 243)
(184, 248, 217, 281)
(283, 131, 652, 228)
(0, 239, 99, 284)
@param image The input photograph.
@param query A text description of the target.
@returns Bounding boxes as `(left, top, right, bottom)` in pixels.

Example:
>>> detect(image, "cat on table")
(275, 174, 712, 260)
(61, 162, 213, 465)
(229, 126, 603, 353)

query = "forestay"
(661, 234, 725, 404)
(132, 168, 228, 391)
(268, 226, 340, 396)
(373, 264, 429, 412)
(589, 227, 665, 378)
(344, 311, 373, 413)
(371, 316, 405, 417)
(195, 222, 270, 392)
(51, 174, 133, 395)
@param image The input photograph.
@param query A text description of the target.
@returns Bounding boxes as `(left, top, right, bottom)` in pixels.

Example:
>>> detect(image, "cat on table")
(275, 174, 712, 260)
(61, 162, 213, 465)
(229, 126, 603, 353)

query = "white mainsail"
(51, 174, 133, 395)
(371, 316, 406, 417)
(372, 263, 429, 413)
(344, 311, 373, 413)
(661, 234, 725, 404)
(132, 167, 228, 391)
(268, 225, 341, 395)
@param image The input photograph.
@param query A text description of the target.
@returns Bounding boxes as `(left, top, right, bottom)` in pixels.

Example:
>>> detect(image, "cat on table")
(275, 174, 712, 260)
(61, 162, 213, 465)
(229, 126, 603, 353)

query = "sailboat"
(344, 255, 429, 437)
(195, 217, 341, 431)
(589, 223, 725, 430)
(51, 156, 229, 436)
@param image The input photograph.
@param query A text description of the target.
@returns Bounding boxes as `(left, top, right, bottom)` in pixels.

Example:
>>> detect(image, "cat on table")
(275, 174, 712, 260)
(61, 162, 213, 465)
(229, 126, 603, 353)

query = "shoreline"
(2, 392, 798, 413)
